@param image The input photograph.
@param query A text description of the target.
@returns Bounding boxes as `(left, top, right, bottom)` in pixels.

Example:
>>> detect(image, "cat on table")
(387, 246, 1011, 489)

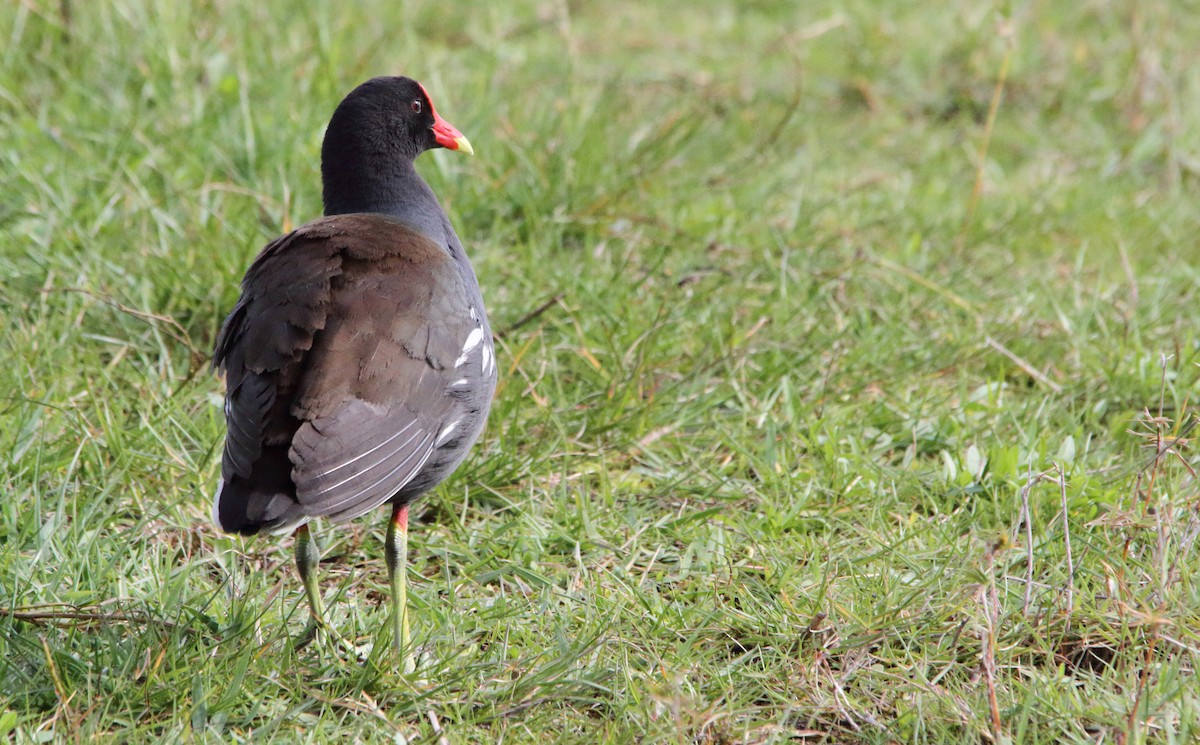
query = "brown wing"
(212, 214, 481, 534)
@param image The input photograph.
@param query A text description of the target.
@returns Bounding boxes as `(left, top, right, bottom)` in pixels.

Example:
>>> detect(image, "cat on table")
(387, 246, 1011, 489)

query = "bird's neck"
(321, 159, 447, 245)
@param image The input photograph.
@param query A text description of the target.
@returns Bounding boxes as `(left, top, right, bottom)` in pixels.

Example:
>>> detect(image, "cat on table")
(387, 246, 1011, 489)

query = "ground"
(2, 0, 1199, 742)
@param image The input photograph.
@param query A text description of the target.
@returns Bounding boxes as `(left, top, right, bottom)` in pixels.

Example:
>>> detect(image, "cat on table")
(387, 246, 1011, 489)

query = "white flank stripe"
(481, 344, 494, 376)
(436, 419, 461, 446)
(455, 327, 485, 367)
(211, 481, 225, 530)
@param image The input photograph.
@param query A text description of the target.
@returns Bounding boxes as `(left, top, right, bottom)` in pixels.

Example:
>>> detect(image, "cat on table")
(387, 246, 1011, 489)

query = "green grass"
(3, 0, 1200, 741)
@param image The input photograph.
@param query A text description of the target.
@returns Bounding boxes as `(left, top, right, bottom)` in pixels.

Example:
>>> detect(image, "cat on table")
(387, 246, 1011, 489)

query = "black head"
(322, 76, 471, 163)
(320, 76, 472, 217)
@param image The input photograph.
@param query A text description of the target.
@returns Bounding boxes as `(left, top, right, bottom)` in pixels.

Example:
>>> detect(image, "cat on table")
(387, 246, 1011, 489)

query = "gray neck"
(322, 159, 448, 246)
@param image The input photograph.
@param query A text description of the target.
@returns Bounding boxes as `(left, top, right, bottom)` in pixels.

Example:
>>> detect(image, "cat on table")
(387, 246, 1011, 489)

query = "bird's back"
(213, 213, 496, 535)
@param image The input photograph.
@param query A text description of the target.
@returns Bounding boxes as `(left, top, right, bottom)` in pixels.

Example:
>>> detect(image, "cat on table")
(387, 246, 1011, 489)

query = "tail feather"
(212, 445, 303, 535)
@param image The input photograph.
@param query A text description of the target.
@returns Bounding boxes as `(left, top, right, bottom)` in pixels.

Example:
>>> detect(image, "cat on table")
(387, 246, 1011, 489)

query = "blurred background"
(2, 0, 1200, 741)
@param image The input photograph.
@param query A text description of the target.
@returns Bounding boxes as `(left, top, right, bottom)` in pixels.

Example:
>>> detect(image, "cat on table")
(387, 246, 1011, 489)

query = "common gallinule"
(211, 76, 495, 670)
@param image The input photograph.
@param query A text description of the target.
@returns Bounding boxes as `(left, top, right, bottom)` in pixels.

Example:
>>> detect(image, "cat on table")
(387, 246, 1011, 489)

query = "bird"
(210, 76, 496, 671)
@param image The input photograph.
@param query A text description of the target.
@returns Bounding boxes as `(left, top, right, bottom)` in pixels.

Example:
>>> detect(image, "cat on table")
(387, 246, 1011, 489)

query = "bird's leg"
(385, 502, 414, 673)
(294, 523, 326, 626)
(293, 524, 358, 657)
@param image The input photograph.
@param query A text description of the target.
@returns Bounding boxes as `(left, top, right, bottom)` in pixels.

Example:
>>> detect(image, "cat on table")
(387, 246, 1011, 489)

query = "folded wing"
(213, 214, 479, 534)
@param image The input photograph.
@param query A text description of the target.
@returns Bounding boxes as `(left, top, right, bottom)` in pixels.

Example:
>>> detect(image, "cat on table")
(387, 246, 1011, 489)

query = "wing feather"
(212, 214, 483, 534)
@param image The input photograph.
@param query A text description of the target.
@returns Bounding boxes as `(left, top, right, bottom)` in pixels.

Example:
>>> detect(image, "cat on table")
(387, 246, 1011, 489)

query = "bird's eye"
(411, 99, 423, 114)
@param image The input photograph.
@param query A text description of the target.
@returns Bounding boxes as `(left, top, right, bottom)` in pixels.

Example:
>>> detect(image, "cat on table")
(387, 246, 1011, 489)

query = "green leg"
(294, 524, 326, 625)
(385, 502, 414, 673)
(294, 524, 357, 656)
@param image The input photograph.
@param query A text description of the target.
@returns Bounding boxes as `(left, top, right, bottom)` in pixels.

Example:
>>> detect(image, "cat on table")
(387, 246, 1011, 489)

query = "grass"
(2, 0, 1200, 741)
